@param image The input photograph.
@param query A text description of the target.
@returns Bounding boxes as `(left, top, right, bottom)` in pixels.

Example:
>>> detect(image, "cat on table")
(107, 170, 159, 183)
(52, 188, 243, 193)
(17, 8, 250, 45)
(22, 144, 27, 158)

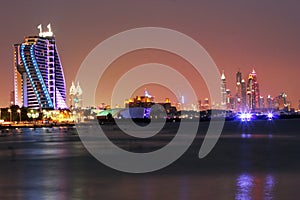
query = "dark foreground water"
(0, 119, 300, 199)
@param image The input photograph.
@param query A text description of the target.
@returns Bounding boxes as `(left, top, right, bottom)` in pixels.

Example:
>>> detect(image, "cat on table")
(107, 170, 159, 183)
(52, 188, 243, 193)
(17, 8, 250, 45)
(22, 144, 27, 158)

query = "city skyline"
(0, 1, 299, 107)
(218, 68, 292, 112)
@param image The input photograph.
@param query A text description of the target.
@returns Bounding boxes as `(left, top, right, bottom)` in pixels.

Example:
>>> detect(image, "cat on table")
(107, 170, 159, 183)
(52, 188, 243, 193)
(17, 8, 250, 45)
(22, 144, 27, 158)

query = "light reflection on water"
(236, 173, 254, 200)
(264, 175, 275, 200)
(235, 173, 275, 200)
(0, 120, 299, 199)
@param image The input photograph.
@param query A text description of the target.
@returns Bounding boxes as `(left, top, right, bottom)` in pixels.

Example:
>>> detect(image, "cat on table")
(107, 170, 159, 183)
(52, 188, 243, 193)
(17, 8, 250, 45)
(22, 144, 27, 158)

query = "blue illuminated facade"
(14, 28, 67, 109)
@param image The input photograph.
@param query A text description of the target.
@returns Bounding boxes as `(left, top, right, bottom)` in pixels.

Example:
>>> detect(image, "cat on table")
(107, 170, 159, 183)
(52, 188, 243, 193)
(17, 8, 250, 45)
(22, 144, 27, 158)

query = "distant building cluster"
(219, 69, 291, 112)
(124, 90, 177, 118)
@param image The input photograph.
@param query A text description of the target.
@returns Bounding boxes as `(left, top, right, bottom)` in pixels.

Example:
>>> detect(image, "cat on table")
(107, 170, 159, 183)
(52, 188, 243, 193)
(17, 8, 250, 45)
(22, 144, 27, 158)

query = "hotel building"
(14, 24, 67, 109)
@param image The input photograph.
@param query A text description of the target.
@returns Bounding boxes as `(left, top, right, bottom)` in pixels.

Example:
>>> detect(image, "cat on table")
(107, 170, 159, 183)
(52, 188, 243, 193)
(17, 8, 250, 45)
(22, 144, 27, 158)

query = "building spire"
(221, 70, 226, 80)
(47, 23, 52, 33)
(76, 82, 82, 96)
(69, 81, 76, 95)
(37, 24, 42, 35)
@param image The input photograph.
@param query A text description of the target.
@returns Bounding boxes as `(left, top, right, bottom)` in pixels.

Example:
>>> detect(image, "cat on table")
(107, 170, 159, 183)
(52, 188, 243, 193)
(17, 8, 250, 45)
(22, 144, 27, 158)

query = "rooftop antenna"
(47, 23, 52, 33)
(37, 24, 42, 36)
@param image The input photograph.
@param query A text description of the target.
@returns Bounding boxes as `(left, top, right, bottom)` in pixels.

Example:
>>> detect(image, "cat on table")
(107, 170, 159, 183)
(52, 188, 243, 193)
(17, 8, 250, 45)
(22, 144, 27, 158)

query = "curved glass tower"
(14, 24, 67, 109)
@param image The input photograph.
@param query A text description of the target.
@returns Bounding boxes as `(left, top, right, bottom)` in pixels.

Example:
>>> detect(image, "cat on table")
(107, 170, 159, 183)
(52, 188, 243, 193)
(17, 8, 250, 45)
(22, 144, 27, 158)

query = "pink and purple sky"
(0, 0, 299, 107)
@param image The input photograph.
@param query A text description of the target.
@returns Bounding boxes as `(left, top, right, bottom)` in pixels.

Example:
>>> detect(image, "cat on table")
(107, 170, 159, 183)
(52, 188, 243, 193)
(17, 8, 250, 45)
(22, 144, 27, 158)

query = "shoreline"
(1, 117, 300, 131)
(0, 122, 75, 129)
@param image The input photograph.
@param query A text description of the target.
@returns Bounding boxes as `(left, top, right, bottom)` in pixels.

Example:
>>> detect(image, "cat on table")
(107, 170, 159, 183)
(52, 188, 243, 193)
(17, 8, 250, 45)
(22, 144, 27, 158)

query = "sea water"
(0, 119, 299, 199)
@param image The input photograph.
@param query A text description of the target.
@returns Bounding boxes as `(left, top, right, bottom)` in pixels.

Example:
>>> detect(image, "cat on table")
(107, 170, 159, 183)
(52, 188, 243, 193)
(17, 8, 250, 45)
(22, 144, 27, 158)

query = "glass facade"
(14, 28, 67, 109)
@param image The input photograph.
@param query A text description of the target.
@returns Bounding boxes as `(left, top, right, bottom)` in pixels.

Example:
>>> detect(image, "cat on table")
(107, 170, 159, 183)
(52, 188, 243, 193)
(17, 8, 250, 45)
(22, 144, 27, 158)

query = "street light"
(17, 109, 21, 123)
(27, 110, 39, 124)
(8, 109, 12, 122)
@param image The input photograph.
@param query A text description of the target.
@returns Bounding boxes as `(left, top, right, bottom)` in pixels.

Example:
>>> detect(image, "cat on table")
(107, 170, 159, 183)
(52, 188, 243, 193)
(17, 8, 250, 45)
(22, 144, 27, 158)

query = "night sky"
(0, 0, 299, 107)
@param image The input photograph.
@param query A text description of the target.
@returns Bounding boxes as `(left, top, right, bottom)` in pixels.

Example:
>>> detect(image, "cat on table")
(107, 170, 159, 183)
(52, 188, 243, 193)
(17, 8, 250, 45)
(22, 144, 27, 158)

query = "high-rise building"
(259, 96, 264, 109)
(235, 70, 242, 111)
(267, 95, 274, 109)
(274, 92, 288, 111)
(226, 89, 234, 110)
(236, 70, 242, 84)
(247, 69, 260, 110)
(220, 70, 227, 108)
(241, 79, 247, 111)
(14, 24, 67, 109)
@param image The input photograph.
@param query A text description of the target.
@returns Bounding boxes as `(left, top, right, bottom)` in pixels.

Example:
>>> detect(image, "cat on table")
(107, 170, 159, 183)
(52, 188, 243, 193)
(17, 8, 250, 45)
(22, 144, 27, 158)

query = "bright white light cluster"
(239, 112, 252, 121)
(267, 113, 273, 120)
